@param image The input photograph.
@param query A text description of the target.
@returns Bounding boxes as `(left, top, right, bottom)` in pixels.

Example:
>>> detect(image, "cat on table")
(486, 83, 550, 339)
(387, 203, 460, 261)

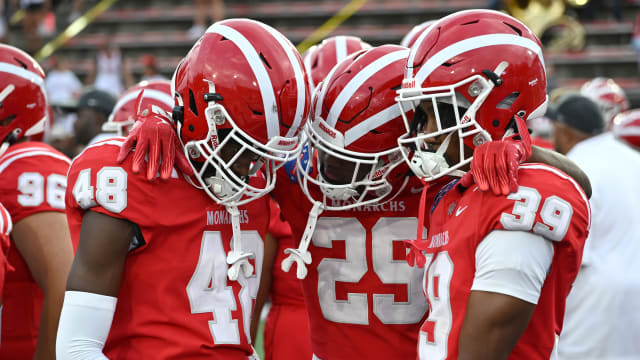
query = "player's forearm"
(458, 290, 536, 360)
(34, 294, 63, 360)
(528, 145, 592, 198)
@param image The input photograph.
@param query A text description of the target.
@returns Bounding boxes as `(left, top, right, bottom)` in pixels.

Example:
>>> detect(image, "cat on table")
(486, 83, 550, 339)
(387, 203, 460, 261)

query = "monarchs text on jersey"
(65, 138, 269, 359)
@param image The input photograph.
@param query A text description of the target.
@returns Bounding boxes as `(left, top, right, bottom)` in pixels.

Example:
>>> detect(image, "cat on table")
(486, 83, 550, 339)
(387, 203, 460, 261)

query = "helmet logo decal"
(318, 120, 337, 139)
(402, 78, 416, 89)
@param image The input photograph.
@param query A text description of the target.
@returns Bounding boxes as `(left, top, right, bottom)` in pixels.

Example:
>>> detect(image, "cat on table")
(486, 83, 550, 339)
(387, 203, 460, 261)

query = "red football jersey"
(264, 198, 311, 360)
(66, 138, 270, 359)
(268, 198, 305, 306)
(0, 141, 71, 359)
(418, 163, 591, 360)
(273, 164, 449, 360)
(0, 202, 11, 303)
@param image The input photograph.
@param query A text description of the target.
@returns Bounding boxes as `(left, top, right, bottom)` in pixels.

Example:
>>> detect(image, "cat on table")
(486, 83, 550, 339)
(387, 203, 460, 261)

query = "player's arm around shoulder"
(458, 165, 591, 360)
(57, 140, 138, 360)
(529, 145, 592, 199)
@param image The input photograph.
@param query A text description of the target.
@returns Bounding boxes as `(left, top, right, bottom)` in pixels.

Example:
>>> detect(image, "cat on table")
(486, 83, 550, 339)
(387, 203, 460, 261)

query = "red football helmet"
(298, 45, 412, 210)
(0, 44, 48, 156)
(580, 77, 629, 126)
(612, 109, 640, 149)
(302, 35, 371, 89)
(400, 20, 436, 48)
(397, 10, 548, 181)
(103, 79, 173, 136)
(171, 18, 310, 206)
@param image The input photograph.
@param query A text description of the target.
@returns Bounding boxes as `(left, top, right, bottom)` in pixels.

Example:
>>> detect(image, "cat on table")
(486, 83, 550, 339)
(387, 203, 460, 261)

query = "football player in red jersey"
(0, 44, 74, 360)
(275, 45, 439, 360)
(397, 10, 591, 359)
(118, 41, 590, 359)
(56, 19, 309, 359)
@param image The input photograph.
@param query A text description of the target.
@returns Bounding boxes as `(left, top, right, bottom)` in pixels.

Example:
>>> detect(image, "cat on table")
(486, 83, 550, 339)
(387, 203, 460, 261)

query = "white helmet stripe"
(24, 115, 47, 136)
(326, 49, 409, 127)
(0, 62, 48, 109)
(335, 36, 348, 64)
(314, 59, 343, 120)
(109, 89, 173, 123)
(304, 45, 317, 88)
(344, 103, 407, 146)
(206, 24, 280, 138)
(413, 33, 545, 86)
(257, 22, 308, 138)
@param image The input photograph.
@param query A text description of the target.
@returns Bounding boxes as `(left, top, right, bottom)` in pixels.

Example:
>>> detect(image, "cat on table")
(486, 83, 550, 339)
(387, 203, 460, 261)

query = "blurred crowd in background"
(0, 0, 637, 160)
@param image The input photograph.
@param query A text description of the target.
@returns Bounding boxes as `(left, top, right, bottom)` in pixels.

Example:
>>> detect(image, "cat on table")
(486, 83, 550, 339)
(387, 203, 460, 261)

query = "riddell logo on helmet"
(371, 165, 389, 179)
(318, 122, 337, 139)
(402, 79, 416, 89)
(461, 115, 471, 124)
(211, 135, 219, 148)
(278, 138, 297, 146)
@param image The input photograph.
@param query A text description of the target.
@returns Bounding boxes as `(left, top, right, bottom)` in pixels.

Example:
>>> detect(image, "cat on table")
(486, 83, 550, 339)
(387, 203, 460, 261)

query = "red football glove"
(116, 107, 194, 181)
(460, 115, 532, 195)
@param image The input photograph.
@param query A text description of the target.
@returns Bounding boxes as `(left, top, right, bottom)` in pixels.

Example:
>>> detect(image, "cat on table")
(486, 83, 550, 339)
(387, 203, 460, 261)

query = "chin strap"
(226, 205, 254, 281)
(281, 201, 323, 279)
(317, 173, 359, 201)
(412, 132, 454, 178)
(403, 179, 430, 268)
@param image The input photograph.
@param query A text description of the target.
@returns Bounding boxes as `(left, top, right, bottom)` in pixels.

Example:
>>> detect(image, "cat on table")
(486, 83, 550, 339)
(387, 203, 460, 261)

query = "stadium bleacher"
(6, 0, 640, 105)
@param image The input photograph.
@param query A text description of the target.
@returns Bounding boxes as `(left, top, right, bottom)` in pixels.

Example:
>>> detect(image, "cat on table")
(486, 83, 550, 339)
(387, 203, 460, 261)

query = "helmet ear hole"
(497, 92, 520, 109)
(188, 89, 198, 116)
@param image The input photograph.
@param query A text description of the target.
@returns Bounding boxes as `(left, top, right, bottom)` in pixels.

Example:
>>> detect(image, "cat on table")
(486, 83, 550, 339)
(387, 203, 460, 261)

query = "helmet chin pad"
(317, 172, 360, 201)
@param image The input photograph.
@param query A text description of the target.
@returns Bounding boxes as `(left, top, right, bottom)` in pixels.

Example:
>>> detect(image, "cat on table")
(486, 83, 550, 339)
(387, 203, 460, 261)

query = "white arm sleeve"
(471, 230, 554, 304)
(56, 291, 117, 360)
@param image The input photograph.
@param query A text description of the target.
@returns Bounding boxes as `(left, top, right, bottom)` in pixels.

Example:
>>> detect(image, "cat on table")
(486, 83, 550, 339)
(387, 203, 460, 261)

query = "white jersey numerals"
(500, 186, 573, 241)
(313, 217, 428, 325)
(72, 167, 127, 213)
(420, 252, 454, 360)
(187, 231, 263, 344)
(17, 172, 66, 209)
